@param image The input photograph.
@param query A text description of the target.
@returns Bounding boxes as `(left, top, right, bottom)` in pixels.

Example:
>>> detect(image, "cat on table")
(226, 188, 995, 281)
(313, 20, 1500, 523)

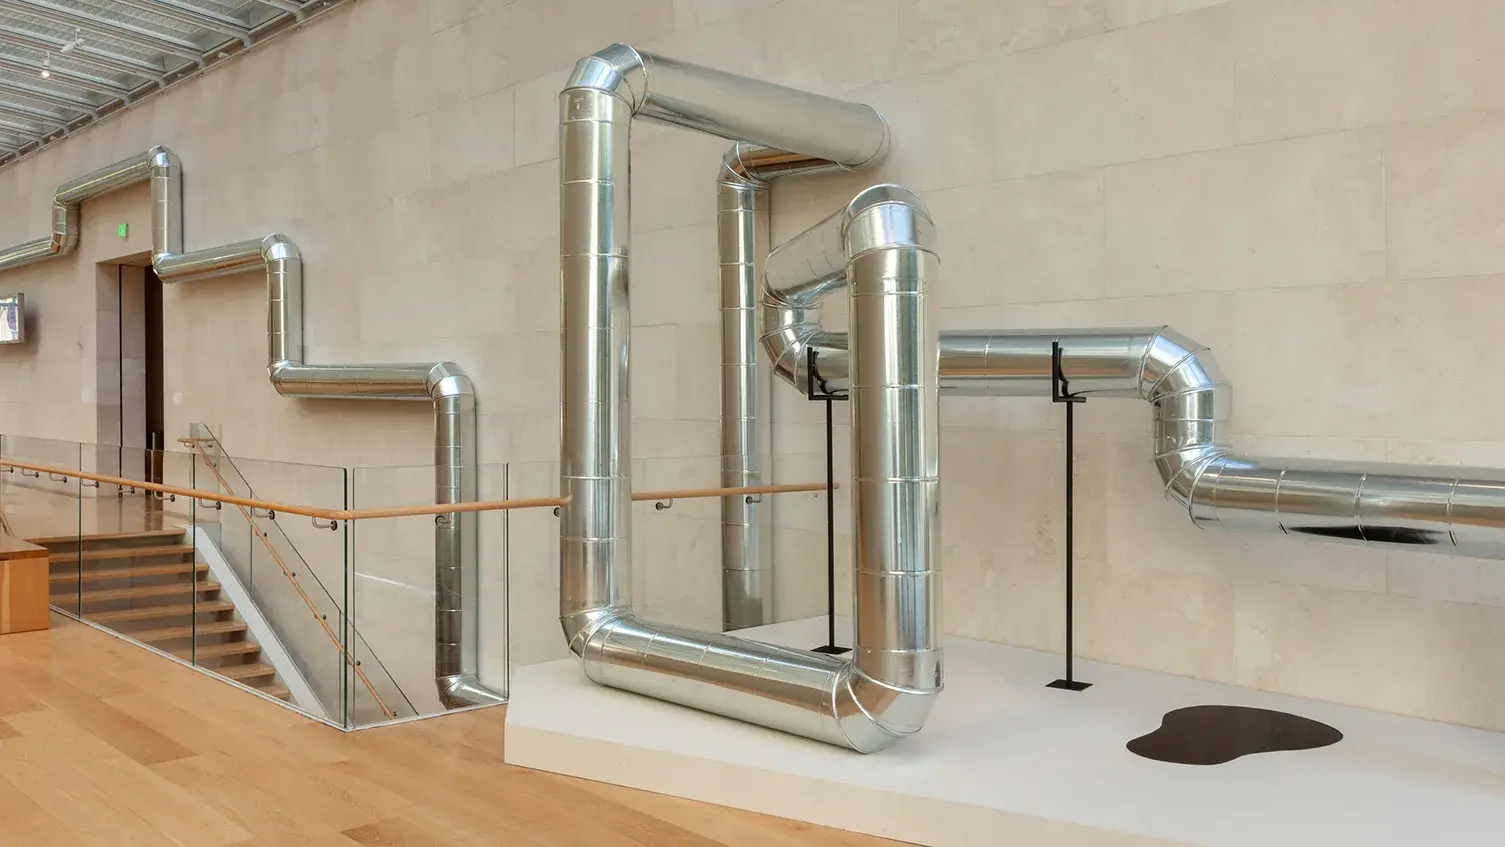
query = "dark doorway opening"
(144, 265, 164, 485)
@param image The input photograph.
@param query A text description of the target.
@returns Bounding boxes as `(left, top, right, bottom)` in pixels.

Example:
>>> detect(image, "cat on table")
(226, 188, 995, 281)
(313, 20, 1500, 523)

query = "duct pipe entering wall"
(717, 143, 865, 630)
(760, 322, 1505, 560)
(561, 46, 941, 752)
(0, 146, 501, 710)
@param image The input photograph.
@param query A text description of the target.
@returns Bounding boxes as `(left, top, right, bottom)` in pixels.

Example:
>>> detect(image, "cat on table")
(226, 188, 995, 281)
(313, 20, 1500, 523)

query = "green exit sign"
(117, 223, 128, 238)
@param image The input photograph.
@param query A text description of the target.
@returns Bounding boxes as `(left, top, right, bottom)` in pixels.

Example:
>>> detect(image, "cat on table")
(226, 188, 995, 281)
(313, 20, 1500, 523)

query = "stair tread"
(88, 601, 236, 622)
(52, 582, 220, 604)
(26, 528, 186, 545)
(257, 685, 291, 700)
(49, 544, 196, 564)
(130, 620, 247, 642)
(218, 662, 276, 681)
(50, 562, 207, 583)
(174, 641, 261, 660)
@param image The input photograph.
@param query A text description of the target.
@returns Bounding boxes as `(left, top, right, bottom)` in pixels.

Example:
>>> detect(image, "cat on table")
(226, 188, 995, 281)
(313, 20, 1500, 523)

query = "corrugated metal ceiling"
(0, 0, 346, 168)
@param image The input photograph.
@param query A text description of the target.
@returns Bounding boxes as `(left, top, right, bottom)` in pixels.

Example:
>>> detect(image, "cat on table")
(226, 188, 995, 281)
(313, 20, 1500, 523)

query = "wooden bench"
(0, 531, 50, 634)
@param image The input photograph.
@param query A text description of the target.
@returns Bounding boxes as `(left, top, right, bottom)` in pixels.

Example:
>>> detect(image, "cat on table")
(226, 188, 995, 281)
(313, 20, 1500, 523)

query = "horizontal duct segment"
(571, 44, 888, 167)
(760, 324, 1505, 561)
(0, 146, 500, 710)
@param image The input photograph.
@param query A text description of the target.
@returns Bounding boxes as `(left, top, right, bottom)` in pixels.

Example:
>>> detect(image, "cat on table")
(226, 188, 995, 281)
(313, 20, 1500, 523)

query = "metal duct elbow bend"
(562, 172, 941, 750)
(570, 44, 888, 167)
(560, 50, 934, 750)
(1, 146, 502, 715)
(50, 201, 78, 256)
(953, 327, 1505, 561)
(437, 675, 503, 710)
(0, 147, 179, 272)
(425, 361, 475, 401)
(758, 187, 918, 395)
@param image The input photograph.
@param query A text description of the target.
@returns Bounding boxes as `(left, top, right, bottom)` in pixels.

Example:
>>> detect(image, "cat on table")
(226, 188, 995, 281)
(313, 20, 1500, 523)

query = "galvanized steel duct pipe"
(717, 143, 867, 630)
(0, 146, 501, 710)
(560, 46, 941, 752)
(764, 324, 1505, 559)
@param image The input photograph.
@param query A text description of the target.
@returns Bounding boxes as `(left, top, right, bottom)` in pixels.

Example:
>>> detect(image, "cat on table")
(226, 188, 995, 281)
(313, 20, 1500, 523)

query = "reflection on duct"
(717, 143, 864, 630)
(0, 146, 501, 709)
(766, 324, 1505, 560)
(560, 45, 942, 752)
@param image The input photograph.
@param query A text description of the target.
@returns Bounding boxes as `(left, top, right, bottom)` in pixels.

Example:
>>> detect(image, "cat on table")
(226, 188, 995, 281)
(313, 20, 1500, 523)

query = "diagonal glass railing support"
(184, 423, 416, 723)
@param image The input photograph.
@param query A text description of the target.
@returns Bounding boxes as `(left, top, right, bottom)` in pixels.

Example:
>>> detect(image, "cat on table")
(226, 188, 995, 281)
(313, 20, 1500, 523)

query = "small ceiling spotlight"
(39, 53, 50, 78)
(59, 29, 83, 54)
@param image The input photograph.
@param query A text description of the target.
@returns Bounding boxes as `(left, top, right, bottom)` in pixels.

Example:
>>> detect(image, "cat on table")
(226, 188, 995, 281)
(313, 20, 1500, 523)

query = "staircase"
(37, 525, 291, 702)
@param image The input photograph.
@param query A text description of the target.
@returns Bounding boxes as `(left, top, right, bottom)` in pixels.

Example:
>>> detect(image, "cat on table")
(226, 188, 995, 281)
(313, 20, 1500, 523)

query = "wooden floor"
(0, 616, 903, 846)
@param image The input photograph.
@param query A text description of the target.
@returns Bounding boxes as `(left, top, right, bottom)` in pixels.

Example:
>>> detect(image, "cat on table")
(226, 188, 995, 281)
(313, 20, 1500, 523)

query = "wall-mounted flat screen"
(0, 294, 24, 344)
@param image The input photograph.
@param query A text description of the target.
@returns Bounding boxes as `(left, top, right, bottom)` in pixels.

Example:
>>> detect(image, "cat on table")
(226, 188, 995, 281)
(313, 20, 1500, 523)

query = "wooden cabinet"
(0, 533, 49, 634)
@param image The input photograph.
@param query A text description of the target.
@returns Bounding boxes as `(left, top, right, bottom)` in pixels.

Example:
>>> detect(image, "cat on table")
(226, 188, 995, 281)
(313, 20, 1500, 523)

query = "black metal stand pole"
(809, 349, 850, 656)
(1048, 341, 1092, 692)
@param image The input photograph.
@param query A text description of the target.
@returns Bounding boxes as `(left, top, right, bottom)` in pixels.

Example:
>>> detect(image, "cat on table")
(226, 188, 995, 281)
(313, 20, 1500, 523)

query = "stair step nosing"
(49, 545, 196, 564)
(130, 621, 248, 641)
(52, 583, 221, 603)
(87, 601, 235, 622)
(49, 563, 207, 583)
(218, 663, 276, 681)
(24, 529, 186, 545)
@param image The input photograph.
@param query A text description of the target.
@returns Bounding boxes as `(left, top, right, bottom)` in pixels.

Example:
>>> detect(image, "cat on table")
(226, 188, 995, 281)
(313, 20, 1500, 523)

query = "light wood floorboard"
(0, 616, 907, 846)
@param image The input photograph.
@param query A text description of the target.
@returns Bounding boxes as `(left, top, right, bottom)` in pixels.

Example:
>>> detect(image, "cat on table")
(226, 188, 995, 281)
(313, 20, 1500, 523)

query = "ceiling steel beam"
(0, 53, 131, 97)
(0, 101, 63, 131)
(115, 0, 252, 45)
(0, 24, 165, 81)
(0, 0, 207, 62)
(0, 119, 49, 148)
(0, 94, 59, 121)
(0, 77, 95, 113)
(0, 112, 41, 131)
(252, 0, 305, 19)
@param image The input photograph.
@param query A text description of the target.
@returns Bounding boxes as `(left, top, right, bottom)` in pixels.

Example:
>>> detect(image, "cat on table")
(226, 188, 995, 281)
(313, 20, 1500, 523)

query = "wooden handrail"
(0, 459, 566, 521)
(631, 482, 834, 501)
(183, 439, 398, 720)
(0, 458, 833, 520)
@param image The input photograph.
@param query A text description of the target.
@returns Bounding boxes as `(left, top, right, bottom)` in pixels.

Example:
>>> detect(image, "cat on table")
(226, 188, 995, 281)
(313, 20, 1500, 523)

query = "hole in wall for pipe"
(1127, 705, 1342, 766)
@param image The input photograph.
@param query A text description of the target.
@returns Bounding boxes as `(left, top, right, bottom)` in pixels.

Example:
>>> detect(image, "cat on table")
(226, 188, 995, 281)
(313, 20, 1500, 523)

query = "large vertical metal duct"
(0, 146, 501, 710)
(717, 143, 864, 630)
(560, 46, 941, 752)
(762, 324, 1505, 560)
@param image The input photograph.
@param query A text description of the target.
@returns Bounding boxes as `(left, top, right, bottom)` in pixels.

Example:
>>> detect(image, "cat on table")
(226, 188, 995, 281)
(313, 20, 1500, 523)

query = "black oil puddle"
(1127, 705, 1342, 766)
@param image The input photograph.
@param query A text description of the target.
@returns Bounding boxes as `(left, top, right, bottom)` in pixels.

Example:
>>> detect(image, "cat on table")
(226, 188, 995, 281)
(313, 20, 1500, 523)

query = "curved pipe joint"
(827, 326, 1505, 562)
(0, 146, 501, 712)
(0, 147, 161, 270)
(437, 674, 506, 709)
(570, 43, 888, 167)
(562, 49, 932, 751)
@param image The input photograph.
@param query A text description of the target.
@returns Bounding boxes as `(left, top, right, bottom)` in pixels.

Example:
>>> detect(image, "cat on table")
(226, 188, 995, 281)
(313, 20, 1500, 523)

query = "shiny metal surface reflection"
(560, 45, 936, 752)
(769, 325, 1505, 559)
(0, 147, 500, 709)
(717, 143, 869, 631)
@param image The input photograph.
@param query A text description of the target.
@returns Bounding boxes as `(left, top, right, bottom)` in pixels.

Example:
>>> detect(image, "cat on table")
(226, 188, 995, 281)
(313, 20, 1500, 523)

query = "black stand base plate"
(812, 645, 851, 655)
(1047, 679, 1093, 692)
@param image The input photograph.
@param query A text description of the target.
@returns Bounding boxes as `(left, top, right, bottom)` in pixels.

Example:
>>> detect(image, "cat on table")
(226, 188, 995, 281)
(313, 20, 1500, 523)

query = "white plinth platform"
(506, 617, 1505, 846)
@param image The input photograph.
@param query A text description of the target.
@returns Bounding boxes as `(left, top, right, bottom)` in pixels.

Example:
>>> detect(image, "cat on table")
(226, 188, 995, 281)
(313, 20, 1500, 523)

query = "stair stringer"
(190, 527, 328, 719)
